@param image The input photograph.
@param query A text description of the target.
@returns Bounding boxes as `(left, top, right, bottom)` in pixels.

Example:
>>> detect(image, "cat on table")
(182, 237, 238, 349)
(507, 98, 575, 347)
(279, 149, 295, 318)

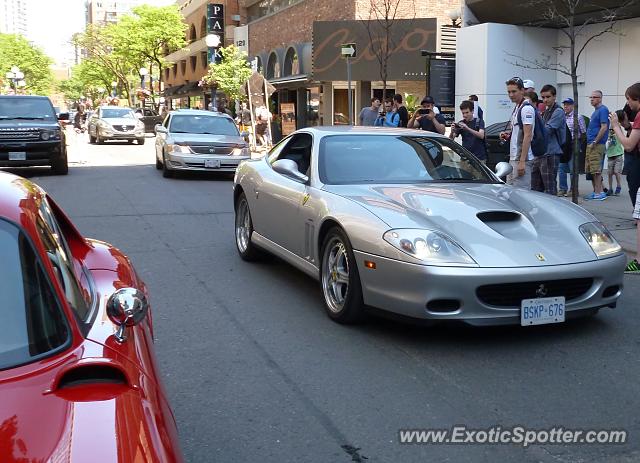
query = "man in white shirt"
(500, 77, 534, 188)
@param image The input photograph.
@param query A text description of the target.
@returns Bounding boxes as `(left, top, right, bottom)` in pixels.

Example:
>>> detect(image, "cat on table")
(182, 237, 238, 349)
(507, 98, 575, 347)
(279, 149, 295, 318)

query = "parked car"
(233, 127, 625, 326)
(135, 108, 165, 133)
(0, 95, 69, 174)
(88, 106, 146, 145)
(0, 171, 184, 462)
(484, 120, 510, 170)
(155, 109, 250, 178)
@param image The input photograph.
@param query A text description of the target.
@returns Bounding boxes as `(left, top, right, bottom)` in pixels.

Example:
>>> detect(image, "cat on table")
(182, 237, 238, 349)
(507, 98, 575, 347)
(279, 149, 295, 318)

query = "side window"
(37, 201, 91, 321)
(267, 136, 291, 164)
(273, 133, 313, 175)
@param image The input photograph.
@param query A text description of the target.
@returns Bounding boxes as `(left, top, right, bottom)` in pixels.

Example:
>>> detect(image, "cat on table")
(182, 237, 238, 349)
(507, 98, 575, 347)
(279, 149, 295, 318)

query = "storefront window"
(307, 87, 320, 127)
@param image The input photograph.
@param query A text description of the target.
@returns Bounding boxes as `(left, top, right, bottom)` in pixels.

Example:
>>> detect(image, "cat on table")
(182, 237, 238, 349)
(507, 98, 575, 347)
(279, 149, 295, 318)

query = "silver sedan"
(233, 127, 625, 326)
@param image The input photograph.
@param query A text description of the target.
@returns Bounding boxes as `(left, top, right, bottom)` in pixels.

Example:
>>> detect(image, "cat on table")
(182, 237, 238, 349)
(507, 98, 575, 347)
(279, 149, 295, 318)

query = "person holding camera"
(449, 100, 486, 163)
(374, 99, 400, 127)
(409, 96, 446, 134)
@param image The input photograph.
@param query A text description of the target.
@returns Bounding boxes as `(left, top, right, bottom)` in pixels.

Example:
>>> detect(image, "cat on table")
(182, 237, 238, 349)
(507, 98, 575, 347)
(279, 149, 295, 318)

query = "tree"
(58, 59, 117, 103)
(113, 5, 188, 93)
(202, 45, 253, 103)
(505, 0, 637, 203)
(359, 0, 416, 101)
(0, 33, 53, 95)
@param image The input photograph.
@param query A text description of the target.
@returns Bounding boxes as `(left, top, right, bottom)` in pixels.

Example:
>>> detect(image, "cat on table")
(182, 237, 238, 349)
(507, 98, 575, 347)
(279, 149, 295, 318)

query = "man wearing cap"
(409, 96, 446, 134)
(560, 97, 586, 196)
(524, 79, 546, 113)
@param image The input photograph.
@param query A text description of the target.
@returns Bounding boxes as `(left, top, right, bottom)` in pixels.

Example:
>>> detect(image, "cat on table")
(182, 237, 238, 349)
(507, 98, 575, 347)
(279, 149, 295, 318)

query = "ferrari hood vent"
(476, 211, 521, 223)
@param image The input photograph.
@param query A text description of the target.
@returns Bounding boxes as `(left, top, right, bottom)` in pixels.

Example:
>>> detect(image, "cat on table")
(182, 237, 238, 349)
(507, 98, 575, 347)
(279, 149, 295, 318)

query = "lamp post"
(205, 33, 221, 111)
(111, 81, 117, 98)
(5, 66, 25, 94)
(139, 67, 148, 89)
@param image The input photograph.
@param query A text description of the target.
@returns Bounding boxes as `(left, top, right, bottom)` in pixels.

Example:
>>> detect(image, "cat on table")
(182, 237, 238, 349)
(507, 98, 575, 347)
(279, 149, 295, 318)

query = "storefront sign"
(313, 19, 437, 81)
(429, 58, 456, 124)
(280, 103, 296, 136)
(207, 3, 224, 64)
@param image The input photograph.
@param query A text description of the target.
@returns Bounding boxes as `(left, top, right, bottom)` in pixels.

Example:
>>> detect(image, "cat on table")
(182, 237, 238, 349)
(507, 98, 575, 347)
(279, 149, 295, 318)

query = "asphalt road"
(14, 130, 640, 463)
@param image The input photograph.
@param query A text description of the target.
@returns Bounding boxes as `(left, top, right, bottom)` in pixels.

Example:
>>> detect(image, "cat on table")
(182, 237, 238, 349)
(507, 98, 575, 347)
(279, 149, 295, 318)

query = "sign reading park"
(207, 3, 224, 64)
(313, 19, 437, 81)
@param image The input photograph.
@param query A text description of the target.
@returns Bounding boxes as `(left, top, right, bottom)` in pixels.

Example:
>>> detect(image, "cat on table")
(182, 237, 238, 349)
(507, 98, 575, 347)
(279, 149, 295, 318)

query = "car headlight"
(97, 120, 111, 129)
(167, 144, 193, 154)
(579, 222, 621, 258)
(383, 229, 476, 265)
(136, 121, 145, 129)
(41, 130, 60, 140)
(232, 147, 250, 156)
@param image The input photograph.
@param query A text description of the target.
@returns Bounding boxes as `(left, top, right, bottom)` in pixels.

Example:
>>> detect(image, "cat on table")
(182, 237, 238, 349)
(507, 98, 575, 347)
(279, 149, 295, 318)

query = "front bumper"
(100, 129, 145, 140)
(165, 152, 249, 172)
(0, 141, 64, 167)
(354, 250, 626, 326)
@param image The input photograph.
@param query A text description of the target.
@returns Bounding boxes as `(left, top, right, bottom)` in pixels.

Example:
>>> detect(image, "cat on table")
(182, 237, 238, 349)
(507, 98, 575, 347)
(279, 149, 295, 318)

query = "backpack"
(517, 101, 548, 157)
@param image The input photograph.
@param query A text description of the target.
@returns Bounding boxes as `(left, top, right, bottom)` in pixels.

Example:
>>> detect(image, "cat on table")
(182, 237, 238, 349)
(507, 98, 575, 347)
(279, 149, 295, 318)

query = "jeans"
(558, 159, 573, 192)
(626, 153, 640, 208)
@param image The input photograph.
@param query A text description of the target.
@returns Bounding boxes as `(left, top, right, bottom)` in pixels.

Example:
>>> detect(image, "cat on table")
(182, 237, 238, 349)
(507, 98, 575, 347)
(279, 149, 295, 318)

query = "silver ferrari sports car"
(233, 127, 625, 326)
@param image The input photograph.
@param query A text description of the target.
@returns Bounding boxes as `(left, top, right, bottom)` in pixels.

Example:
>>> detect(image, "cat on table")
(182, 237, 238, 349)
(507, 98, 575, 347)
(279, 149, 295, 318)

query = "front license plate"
(521, 297, 565, 326)
(204, 159, 220, 169)
(9, 151, 26, 161)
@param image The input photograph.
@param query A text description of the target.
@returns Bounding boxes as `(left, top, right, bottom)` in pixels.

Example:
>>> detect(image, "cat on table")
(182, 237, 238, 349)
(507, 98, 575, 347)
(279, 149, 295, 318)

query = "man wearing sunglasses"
(500, 77, 534, 188)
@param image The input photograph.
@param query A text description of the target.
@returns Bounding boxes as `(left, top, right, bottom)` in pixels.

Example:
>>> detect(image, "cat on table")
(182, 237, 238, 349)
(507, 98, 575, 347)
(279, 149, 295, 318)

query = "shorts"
(507, 159, 533, 189)
(607, 155, 623, 174)
(586, 144, 605, 174)
(634, 188, 640, 220)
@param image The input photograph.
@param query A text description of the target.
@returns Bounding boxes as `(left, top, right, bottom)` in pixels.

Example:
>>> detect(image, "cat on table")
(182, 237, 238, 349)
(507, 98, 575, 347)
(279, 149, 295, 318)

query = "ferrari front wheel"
(235, 192, 262, 261)
(320, 227, 365, 324)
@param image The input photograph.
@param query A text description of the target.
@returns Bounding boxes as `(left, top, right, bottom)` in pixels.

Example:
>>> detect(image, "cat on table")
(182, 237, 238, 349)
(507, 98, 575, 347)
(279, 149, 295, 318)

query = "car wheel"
(137, 138, 145, 145)
(234, 192, 263, 261)
(51, 150, 69, 175)
(320, 227, 365, 324)
(128, 139, 134, 144)
(155, 153, 162, 170)
(161, 152, 173, 178)
(89, 133, 96, 144)
(96, 130, 103, 144)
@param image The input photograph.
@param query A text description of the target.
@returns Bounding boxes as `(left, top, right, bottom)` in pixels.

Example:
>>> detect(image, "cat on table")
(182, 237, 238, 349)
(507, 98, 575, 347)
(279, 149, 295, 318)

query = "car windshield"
(0, 98, 56, 120)
(169, 114, 239, 136)
(319, 135, 496, 185)
(101, 108, 135, 119)
(0, 219, 70, 370)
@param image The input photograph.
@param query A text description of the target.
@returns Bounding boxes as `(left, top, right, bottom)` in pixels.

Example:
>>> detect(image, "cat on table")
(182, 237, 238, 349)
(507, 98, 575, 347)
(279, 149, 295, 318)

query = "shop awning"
(164, 81, 203, 98)
(163, 84, 185, 97)
(268, 74, 314, 88)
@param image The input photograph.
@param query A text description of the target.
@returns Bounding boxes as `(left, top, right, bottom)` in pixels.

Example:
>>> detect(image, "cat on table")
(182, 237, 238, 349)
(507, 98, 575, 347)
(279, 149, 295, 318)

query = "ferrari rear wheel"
(320, 227, 365, 324)
(235, 192, 262, 261)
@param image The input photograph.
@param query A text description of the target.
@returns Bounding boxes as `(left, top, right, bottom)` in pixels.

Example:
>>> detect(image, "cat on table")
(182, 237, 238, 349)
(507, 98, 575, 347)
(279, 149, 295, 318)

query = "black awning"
(176, 81, 201, 95)
(163, 84, 185, 97)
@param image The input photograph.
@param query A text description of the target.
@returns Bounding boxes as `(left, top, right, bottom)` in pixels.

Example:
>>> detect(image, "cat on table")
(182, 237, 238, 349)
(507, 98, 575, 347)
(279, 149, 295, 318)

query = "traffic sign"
(341, 43, 356, 58)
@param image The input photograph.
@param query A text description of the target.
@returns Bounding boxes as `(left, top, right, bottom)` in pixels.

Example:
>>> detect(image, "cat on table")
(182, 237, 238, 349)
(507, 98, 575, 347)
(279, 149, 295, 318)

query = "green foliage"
(203, 46, 253, 103)
(0, 33, 53, 95)
(404, 93, 419, 113)
(58, 60, 117, 102)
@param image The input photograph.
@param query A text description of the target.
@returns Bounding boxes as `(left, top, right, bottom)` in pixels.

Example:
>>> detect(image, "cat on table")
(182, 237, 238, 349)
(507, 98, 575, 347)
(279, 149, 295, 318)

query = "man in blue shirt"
(374, 99, 399, 127)
(585, 90, 609, 200)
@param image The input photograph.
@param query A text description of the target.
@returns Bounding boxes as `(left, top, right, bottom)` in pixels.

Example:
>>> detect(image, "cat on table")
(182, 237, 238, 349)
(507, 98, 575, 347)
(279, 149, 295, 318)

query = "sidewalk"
(561, 173, 637, 256)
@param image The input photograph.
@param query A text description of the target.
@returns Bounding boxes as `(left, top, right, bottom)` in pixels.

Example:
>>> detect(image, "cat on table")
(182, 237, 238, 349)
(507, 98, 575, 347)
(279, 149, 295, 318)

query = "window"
(0, 97, 56, 120)
(266, 52, 280, 80)
(318, 135, 495, 185)
(0, 219, 70, 370)
(272, 133, 312, 175)
(101, 108, 135, 119)
(283, 47, 299, 76)
(169, 114, 239, 136)
(37, 201, 91, 321)
(190, 55, 197, 72)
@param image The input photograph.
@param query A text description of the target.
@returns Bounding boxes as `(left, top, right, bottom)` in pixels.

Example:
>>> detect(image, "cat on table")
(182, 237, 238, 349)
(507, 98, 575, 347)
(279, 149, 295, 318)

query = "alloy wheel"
(322, 237, 350, 313)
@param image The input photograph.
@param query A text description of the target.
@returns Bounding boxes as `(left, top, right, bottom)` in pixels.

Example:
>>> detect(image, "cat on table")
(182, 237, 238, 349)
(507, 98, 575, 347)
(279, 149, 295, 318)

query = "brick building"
(244, 0, 461, 131)
(163, 0, 244, 109)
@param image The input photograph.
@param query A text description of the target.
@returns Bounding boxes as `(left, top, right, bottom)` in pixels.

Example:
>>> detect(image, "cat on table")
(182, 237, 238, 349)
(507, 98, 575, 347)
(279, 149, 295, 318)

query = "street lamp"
(139, 67, 148, 89)
(5, 66, 25, 93)
(111, 81, 117, 98)
(205, 34, 221, 111)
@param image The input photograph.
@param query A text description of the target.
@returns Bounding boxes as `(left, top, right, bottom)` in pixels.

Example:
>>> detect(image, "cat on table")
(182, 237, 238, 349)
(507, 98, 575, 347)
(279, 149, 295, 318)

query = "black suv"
(0, 96, 69, 175)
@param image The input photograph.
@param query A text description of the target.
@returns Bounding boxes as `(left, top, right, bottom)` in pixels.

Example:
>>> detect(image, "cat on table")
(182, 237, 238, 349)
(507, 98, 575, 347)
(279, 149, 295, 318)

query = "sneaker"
(557, 190, 567, 197)
(594, 192, 608, 201)
(625, 259, 640, 273)
(584, 192, 597, 200)
(615, 186, 622, 195)
(606, 189, 613, 196)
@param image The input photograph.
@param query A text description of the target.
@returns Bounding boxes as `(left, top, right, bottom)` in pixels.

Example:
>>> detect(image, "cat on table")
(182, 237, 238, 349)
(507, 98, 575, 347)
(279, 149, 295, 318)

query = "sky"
(26, 0, 177, 67)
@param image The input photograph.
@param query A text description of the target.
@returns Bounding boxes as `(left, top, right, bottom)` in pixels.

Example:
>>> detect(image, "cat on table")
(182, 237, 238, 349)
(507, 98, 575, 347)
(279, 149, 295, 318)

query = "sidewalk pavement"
(560, 173, 637, 257)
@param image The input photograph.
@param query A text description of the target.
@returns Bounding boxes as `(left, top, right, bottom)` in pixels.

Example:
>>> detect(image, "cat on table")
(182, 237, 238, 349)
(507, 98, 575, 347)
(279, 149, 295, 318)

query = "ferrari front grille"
(476, 278, 593, 307)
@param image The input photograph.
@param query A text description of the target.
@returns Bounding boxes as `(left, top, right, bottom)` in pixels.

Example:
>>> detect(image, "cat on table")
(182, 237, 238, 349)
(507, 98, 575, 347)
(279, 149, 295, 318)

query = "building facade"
(456, 1, 640, 125)
(85, 0, 145, 26)
(0, 0, 28, 35)
(163, 0, 244, 109)
(245, 0, 461, 132)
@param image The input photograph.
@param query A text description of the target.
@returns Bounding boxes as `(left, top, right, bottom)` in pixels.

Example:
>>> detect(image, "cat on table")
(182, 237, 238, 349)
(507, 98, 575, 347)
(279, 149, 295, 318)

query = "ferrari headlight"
(579, 222, 621, 258)
(167, 144, 193, 154)
(383, 229, 476, 265)
(232, 147, 250, 156)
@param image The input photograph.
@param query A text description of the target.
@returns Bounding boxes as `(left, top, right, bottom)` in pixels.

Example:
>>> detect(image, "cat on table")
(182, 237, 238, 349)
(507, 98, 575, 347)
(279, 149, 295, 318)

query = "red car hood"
(0, 339, 181, 463)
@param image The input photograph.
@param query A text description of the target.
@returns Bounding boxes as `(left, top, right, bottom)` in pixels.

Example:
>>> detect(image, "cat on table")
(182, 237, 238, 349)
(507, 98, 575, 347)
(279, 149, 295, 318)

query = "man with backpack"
(500, 77, 545, 188)
(538, 84, 567, 195)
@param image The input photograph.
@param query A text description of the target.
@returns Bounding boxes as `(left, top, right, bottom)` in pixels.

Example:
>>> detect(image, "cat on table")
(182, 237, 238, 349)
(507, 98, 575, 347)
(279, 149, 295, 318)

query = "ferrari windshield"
(0, 219, 69, 370)
(319, 135, 496, 185)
